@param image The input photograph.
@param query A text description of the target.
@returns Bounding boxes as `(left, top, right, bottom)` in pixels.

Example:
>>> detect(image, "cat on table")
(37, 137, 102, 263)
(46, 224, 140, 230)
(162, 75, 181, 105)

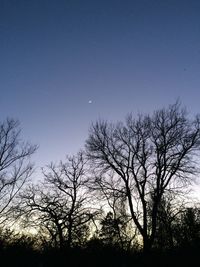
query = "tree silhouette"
(86, 102, 200, 252)
(0, 118, 37, 225)
(99, 211, 132, 249)
(20, 152, 98, 248)
(173, 207, 200, 248)
(88, 171, 136, 250)
(149, 193, 186, 250)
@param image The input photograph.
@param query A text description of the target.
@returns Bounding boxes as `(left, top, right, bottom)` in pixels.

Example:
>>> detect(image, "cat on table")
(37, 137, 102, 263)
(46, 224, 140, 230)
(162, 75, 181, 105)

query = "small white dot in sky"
(88, 100, 92, 104)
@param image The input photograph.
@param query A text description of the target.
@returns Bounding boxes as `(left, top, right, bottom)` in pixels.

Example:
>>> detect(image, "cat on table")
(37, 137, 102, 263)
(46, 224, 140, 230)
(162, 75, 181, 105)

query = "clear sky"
(1, 0, 200, 175)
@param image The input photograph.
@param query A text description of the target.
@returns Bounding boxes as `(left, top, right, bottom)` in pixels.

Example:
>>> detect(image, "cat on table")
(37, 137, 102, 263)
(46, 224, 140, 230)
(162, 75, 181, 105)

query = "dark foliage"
(0, 230, 200, 267)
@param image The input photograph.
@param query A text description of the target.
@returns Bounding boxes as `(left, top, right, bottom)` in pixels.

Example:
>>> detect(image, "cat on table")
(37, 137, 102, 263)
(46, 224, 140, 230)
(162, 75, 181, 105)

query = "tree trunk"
(143, 235, 152, 254)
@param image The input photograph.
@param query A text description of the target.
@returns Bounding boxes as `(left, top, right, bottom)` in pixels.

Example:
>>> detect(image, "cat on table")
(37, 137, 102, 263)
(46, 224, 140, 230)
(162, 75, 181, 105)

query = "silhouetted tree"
(20, 152, 98, 248)
(0, 118, 37, 225)
(89, 172, 136, 250)
(99, 211, 132, 249)
(149, 193, 187, 250)
(86, 102, 200, 252)
(173, 207, 200, 248)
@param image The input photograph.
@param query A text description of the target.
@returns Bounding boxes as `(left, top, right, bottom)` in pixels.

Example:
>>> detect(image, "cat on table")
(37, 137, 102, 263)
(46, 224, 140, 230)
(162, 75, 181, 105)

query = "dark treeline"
(0, 206, 200, 266)
(1, 103, 200, 266)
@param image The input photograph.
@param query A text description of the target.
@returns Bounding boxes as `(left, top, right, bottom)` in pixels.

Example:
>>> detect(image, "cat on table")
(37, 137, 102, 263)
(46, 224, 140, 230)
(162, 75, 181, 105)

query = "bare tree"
(0, 118, 37, 224)
(86, 102, 200, 252)
(149, 192, 188, 250)
(90, 172, 136, 250)
(20, 152, 98, 248)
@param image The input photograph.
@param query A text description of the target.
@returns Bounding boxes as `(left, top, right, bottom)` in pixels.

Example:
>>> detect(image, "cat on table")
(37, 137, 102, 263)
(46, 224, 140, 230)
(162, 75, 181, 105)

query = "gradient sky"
(1, 0, 200, 181)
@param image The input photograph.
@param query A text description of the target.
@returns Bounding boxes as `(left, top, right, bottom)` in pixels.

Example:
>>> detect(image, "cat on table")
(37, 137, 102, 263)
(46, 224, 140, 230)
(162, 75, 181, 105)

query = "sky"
(1, 0, 200, 183)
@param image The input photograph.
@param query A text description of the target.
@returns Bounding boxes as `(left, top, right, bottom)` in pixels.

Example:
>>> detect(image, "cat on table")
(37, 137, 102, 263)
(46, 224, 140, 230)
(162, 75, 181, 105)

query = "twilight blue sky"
(1, 0, 200, 176)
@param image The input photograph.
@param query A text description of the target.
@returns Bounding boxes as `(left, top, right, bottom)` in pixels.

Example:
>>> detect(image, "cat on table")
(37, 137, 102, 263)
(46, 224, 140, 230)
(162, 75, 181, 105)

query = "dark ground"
(0, 243, 200, 267)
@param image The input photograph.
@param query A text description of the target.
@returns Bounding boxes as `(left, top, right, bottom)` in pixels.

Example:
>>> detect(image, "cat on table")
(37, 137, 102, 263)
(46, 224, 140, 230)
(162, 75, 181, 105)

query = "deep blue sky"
(1, 0, 200, 173)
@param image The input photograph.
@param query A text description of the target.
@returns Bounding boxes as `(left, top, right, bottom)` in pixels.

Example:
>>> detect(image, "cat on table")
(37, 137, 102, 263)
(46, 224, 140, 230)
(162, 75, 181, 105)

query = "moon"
(88, 100, 92, 104)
